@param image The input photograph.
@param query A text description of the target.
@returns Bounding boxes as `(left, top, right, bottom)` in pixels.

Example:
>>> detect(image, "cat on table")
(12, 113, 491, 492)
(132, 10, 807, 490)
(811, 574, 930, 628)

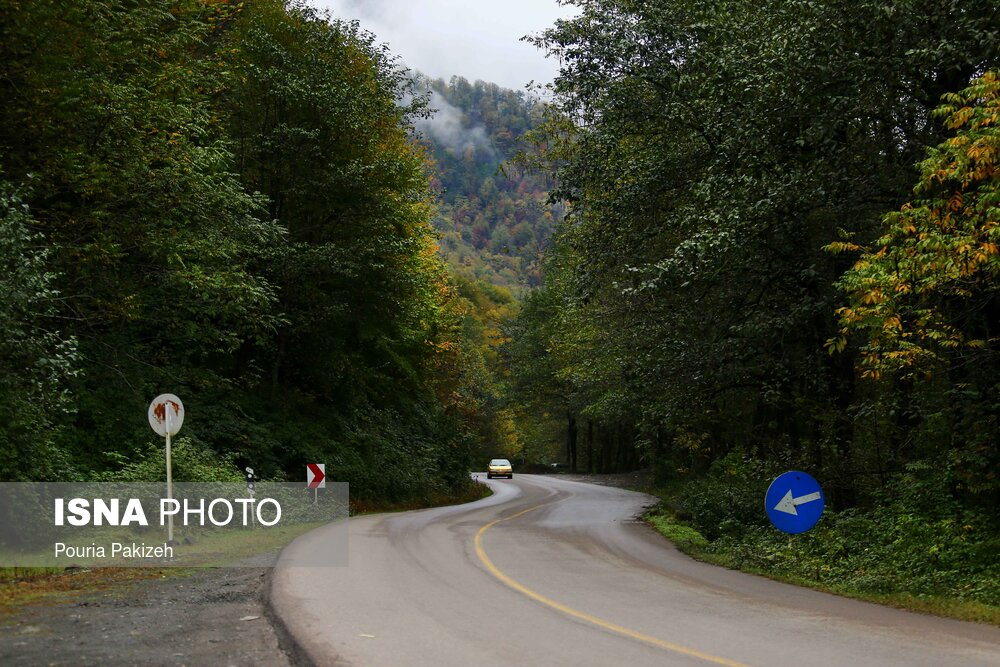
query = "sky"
(315, 0, 578, 91)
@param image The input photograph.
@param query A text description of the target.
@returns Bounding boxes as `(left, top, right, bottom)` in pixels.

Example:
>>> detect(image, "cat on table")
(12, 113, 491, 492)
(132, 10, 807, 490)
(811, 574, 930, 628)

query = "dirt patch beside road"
(0, 566, 295, 666)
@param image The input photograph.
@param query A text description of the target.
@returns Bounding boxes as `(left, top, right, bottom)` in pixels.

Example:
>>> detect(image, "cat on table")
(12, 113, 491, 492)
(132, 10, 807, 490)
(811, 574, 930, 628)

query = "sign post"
(245, 466, 256, 528)
(307, 463, 326, 505)
(148, 394, 184, 544)
(765, 470, 824, 534)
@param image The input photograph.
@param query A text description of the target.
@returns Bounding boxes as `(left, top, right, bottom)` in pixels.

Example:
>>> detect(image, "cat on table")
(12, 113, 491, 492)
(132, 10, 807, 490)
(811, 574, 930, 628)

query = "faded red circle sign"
(148, 393, 184, 437)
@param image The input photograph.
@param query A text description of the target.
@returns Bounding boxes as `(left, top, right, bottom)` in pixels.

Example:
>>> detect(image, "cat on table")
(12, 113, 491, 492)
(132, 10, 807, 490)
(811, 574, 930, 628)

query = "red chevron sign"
(307, 463, 326, 489)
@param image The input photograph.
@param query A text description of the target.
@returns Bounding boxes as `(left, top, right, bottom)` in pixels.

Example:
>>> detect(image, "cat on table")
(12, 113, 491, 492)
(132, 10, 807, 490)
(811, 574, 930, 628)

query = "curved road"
(271, 474, 1000, 666)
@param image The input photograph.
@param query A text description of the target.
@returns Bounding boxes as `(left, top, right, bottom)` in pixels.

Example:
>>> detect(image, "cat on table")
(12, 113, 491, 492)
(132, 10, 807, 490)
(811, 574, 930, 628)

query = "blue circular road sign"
(765, 471, 824, 534)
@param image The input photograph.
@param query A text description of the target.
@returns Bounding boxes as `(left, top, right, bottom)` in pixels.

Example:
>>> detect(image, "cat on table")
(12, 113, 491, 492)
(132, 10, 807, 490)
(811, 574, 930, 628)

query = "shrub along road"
(271, 474, 1000, 667)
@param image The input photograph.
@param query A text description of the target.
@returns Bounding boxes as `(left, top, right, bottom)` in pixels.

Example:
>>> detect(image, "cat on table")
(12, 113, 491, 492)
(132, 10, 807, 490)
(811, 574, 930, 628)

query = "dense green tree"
(223, 1, 440, 403)
(434, 275, 521, 464)
(833, 71, 1000, 505)
(0, 0, 282, 472)
(0, 0, 490, 500)
(207, 1, 481, 497)
(0, 181, 77, 479)
(515, 0, 1000, 492)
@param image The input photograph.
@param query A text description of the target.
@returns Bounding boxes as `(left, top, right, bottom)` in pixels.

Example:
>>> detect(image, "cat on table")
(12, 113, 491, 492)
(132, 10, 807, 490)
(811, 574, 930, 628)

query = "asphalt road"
(270, 474, 1000, 667)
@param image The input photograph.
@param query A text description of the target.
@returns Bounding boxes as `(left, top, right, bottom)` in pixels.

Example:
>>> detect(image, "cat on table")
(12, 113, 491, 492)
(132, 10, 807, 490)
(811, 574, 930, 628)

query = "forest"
(2, 0, 999, 614)
(506, 0, 1000, 610)
(0, 0, 524, 504)
(418, 75, 560, 290)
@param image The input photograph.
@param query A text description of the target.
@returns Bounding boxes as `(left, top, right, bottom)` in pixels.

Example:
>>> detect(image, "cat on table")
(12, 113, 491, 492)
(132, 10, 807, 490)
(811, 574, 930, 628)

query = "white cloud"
(414, 91, 495, 158)
(315, 0, 578, 90)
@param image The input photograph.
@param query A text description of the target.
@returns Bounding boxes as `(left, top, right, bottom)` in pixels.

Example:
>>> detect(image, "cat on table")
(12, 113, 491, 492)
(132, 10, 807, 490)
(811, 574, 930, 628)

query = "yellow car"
(486, 458, 513, 479)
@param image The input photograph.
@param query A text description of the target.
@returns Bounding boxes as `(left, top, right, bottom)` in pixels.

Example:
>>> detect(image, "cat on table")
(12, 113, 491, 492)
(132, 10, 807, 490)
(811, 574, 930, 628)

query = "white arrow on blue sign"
(765, 471, 824, 534)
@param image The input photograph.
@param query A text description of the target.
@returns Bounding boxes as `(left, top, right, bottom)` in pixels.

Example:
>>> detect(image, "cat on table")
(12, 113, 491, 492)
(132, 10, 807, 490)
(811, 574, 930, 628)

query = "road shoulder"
(0, 566, 295, 666)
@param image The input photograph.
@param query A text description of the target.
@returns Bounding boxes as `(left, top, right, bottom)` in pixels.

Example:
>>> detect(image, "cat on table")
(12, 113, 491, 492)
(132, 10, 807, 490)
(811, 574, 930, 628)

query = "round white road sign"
(148, 393, 184, 437)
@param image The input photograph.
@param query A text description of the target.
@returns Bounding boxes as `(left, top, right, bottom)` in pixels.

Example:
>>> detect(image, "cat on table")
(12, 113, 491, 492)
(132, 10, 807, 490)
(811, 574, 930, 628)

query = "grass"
(646, 514, 709, 549)
(644, 508, 1000, 626)
(0, 520, 332, 570)
(590, 472, 1000, 625)
(0, 567, 180, 619)
(0, 524, 326, 616)
(350, 479, 492, 515)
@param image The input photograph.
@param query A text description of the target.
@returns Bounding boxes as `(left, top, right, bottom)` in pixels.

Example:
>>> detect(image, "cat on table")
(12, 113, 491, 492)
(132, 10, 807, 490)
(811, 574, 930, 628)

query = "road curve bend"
(270, 474, 1000, 667)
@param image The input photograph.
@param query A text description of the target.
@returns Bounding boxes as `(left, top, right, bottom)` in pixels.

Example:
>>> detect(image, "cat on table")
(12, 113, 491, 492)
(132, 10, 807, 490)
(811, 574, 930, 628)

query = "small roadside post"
(245, 466, 256, 527)
(307, 463, 326, 504)
(148, 393, 184, 544)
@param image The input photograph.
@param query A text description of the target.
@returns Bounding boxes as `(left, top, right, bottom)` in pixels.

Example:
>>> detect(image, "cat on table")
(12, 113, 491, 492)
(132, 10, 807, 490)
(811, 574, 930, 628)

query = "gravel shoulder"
(0, 566, 295, 666)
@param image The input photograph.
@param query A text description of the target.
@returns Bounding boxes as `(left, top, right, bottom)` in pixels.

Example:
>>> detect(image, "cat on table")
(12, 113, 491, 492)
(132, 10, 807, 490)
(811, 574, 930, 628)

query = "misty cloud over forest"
(414, 91, 496, 159)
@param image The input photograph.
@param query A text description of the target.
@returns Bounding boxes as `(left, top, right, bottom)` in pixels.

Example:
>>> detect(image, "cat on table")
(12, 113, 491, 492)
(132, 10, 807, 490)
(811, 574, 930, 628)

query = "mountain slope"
(415, 75, 560, 290)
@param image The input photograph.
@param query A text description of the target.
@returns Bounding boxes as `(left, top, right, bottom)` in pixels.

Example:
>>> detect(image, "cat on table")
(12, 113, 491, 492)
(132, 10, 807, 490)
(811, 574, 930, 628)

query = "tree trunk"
(567, 412, 578, 473)
(614, 422, 622, 472)
(586, 420, 594, 474)
(600, 424, 611, 474)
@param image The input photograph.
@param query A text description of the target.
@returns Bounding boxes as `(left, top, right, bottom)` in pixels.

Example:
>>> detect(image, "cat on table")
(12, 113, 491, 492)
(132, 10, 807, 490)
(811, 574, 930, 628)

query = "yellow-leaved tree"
(831, 71, 1000, 379)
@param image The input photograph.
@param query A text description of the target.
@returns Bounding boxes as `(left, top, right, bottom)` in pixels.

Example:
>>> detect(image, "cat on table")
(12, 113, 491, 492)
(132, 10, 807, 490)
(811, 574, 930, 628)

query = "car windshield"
(490, 459, 510, 466)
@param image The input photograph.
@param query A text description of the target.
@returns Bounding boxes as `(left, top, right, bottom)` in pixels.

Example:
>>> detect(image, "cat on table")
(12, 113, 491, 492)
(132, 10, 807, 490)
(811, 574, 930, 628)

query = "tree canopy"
(510, 0, 1000, 507)
(0, 0, 499, 500)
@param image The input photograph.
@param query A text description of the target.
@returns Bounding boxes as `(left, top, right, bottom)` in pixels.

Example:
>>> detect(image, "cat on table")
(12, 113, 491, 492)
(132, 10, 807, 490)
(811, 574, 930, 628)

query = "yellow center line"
(474, 500, 750, 667)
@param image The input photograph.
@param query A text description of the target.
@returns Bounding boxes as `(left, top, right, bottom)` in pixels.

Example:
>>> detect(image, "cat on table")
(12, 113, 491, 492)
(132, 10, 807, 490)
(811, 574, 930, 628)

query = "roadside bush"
(676, 452, 780, 539)
(92, 437, 242, 483)
(692, 460, 1000, 606)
